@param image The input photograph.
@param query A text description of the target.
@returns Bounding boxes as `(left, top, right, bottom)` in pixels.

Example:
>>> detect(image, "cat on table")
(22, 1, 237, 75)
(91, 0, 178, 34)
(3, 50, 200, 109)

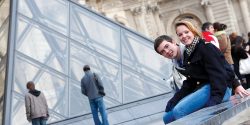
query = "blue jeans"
(163, 84, 231, 124)
(31, 117, 47, 125)
(89, 97, 109, 125)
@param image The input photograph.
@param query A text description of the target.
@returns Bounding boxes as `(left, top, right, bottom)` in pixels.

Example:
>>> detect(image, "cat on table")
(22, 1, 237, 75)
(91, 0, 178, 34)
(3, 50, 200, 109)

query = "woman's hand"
(234, 85, 250, 97)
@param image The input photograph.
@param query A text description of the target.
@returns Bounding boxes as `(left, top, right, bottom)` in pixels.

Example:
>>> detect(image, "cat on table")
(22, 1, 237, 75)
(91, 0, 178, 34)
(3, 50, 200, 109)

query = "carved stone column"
(201, 0, 215, 23)
(145, 4, 159, 38)
(239, 0, 250, 32)
(153, 5, 166, 36)
(130, 2, 168, 38)
(131, 6, 149, 36)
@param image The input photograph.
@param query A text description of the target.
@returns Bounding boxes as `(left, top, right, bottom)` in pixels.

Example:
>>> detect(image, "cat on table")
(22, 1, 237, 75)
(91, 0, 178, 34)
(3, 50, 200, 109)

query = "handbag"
(93, 73, 106, 96)
(239, 53, 250, 75)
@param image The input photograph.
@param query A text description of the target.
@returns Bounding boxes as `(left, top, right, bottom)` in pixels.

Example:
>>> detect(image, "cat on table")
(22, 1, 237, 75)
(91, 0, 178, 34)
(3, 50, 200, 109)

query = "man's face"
(206, 25, 214, 34)
(157, 40, 178, 59)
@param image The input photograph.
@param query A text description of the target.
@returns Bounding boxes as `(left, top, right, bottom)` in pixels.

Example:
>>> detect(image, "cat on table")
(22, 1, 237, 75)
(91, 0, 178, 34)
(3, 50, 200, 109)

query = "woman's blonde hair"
(175, 20, 202, 38)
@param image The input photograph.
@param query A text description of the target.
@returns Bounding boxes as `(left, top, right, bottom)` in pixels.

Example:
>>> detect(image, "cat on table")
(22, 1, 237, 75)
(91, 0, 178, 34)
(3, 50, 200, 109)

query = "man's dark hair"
(201, 22, 212, 31)
(26, 81, 35, 90)
(248, 32, 250, 38)
(83, 65, 90, 71)
(154, 35, 173, 54)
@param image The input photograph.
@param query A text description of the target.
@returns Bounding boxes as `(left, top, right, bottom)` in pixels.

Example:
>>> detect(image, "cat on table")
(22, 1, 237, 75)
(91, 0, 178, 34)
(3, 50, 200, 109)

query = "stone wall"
(82, 0, 250, 40)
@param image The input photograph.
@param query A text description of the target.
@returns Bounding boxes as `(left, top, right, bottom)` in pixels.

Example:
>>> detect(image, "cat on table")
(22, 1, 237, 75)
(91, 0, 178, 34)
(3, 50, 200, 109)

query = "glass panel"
(14, 56, 40, 94)
(71, 5, 121, 61)
(17, 0, 33, 18)
(18, 0, 69, 35)
(10, 0, 173, 124)
(70, 42, 99, 82)
(122, 31, 173, 86)
(13, 56, 68, 122)
(69, 80, 91, 117)
(122, 67, 168, 103)
(16, 17, 29, 42)
(70, 7, 87, 44)
(16, 17, 68, 74)
(36, 70, 68, 118)
(12, 94, 29, 125)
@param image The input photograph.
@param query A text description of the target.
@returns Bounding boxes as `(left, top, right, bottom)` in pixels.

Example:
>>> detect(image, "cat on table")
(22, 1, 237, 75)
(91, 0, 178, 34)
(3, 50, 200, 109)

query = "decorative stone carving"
(200, 0, 214, 22)
(131, 4, 159, 16)
(200, 0, 210, 6)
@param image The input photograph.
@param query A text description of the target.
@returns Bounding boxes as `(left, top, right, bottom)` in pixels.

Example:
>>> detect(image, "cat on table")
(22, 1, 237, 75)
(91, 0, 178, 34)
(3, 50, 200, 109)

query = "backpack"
(93, 73, 106, 96)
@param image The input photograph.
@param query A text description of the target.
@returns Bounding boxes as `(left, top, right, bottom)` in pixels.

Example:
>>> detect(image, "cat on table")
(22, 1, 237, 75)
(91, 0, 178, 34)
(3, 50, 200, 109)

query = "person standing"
(213, 22, 234, 66)
(25, 81, 49, 125)
(201, 22, 220, 48)
(231, 36, 250, 89)
(81, 65, 109, 125)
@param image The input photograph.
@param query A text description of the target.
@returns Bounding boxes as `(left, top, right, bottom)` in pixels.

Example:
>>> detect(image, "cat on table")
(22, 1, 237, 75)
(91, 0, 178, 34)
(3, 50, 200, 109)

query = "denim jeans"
(89, 97, 109, 125)
(163, 84, 231, 124)
(31, 117, 47, 125)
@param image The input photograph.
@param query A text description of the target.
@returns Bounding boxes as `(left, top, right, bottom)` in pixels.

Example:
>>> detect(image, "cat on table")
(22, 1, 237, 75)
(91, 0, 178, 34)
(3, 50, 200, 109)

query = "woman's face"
(176, 25, 195, 46)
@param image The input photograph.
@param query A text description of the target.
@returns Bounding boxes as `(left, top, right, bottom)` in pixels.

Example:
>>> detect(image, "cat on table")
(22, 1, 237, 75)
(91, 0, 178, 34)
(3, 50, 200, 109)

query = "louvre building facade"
(83, 0, 250, 40)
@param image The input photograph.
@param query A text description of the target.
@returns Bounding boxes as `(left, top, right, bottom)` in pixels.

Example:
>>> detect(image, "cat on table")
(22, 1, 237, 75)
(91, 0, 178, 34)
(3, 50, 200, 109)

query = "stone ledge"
(169, 95, 250, 125)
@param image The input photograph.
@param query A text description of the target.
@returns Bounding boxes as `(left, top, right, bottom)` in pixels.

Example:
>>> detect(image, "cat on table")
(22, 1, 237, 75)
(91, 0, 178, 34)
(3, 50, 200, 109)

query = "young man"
(25, 81, 49, 125)
(154, 35, 250, 98)
(81, 65, 109, 125)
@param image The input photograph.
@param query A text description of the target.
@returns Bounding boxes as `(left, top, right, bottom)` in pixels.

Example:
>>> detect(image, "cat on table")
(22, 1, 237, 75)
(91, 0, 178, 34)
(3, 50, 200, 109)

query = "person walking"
(81, 65, 109, 125)
(25, 81, 49, 125)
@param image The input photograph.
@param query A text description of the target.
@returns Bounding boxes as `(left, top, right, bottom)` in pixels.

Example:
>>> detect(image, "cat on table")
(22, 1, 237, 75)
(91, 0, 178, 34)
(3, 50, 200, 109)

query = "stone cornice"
(102, 0, 161, 13)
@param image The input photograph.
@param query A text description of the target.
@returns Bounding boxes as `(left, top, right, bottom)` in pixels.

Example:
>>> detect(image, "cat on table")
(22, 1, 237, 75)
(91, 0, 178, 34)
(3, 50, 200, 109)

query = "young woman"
(213, 22, 234, 66)
(231, 36, 250, 89)
(155, 20, 234, 124)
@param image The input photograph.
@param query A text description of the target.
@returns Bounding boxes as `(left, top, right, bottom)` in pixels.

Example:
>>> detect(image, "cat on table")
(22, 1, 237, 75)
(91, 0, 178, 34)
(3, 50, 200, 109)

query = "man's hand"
(234, 85, 250, 98)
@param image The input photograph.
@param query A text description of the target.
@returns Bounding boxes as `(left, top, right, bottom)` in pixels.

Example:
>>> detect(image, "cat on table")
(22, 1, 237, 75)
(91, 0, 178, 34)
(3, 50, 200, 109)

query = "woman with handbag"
(231, 36, 250, 89)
